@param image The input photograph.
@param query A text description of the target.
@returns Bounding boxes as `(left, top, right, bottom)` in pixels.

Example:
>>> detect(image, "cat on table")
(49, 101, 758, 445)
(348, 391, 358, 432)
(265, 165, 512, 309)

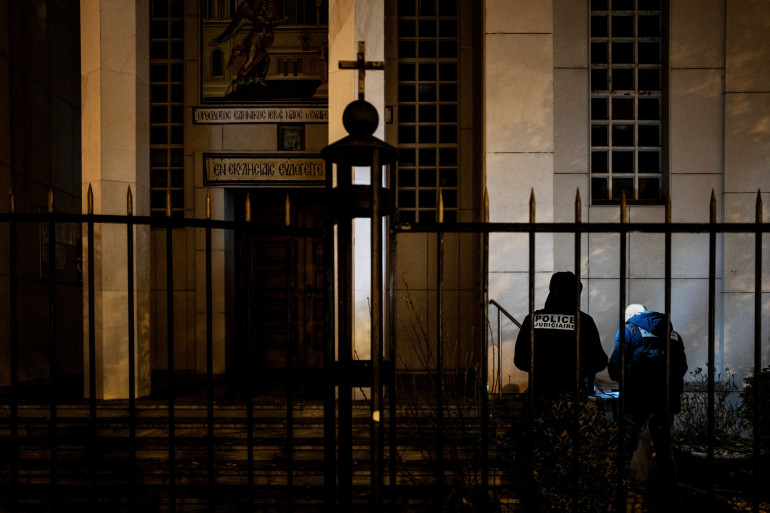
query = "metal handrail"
(489, 299, 521, 329)
(488, 299, 522, 398)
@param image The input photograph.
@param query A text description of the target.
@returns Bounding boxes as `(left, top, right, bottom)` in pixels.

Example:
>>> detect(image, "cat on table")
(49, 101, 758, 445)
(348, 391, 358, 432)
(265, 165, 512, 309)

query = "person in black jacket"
(514, 272, 608, 402)
(608, 304, 688, 491)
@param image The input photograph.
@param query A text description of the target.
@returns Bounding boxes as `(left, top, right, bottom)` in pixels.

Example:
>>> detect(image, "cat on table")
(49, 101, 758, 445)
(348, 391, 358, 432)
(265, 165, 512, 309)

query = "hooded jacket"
(514, 272, 608, 400)
(608, 311, 688, 412)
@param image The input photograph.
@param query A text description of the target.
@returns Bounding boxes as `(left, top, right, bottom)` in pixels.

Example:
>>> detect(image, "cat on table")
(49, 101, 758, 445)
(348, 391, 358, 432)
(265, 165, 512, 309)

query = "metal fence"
(403, 189, 768, 512)
(1, 185, 767, 512)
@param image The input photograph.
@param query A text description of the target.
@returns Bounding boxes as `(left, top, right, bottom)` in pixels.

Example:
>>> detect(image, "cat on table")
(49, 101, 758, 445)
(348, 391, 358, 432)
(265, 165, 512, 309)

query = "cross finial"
(338, 41, 384, 100)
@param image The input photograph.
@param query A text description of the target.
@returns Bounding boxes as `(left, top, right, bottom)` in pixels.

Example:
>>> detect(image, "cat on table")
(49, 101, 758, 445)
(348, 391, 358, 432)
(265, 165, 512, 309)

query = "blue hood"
(627, 310, 669, 338)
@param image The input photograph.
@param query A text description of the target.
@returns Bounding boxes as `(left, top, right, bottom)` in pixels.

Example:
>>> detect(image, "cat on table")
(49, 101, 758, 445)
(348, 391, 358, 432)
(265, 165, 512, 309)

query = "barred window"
(590, 0, 666, 204)
(150, 0, 185, 218)
(396, 0, 459, 223)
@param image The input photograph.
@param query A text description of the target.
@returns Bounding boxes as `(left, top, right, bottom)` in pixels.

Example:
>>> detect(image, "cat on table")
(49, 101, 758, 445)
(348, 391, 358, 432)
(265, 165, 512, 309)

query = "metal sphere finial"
(342, 99, 379, 136)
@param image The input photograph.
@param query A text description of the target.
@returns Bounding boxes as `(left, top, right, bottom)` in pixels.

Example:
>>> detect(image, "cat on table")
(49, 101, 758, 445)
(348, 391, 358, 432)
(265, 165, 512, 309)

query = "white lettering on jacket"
(533, 314, 576, 331)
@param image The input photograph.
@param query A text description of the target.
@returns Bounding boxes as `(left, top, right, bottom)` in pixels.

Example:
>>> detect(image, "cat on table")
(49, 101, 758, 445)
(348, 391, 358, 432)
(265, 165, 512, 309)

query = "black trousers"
(623, 407, 676, 486)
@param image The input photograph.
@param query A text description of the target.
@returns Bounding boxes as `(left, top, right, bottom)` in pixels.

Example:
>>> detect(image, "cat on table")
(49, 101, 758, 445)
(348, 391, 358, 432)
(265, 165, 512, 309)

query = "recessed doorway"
(228, 188, 325, 392)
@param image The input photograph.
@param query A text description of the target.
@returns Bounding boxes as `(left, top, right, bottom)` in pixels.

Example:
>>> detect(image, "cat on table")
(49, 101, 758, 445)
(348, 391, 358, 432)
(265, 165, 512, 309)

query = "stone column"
(81, 0, 151, 399)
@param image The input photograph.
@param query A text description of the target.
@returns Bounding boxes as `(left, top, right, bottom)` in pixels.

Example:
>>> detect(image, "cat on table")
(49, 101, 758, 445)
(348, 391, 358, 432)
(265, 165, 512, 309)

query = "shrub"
(507, 394, 621, 513)
(673, 367, 750, 456)
(740, 365, 770, 454)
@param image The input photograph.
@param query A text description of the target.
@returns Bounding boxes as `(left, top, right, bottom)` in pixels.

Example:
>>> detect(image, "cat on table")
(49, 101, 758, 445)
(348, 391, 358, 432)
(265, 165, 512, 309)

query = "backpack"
(626, 323, 668, 389)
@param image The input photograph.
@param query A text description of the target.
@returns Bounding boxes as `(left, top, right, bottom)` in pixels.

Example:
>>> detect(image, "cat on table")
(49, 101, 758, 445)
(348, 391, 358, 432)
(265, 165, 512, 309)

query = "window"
(396, 0, 459, 223)
(150, 0, 185, 218)
(590, 0, 666, 204)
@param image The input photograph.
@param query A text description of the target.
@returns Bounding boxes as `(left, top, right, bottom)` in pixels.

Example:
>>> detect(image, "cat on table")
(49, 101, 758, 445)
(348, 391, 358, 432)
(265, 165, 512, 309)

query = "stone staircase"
(0, 394, 525, 512)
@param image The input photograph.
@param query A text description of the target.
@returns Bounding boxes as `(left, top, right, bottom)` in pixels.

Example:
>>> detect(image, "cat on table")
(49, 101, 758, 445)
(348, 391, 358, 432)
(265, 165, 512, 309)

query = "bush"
(507, 394, 621, 513)
(740, 365, 770, 454)
(673, 367, 750, 455)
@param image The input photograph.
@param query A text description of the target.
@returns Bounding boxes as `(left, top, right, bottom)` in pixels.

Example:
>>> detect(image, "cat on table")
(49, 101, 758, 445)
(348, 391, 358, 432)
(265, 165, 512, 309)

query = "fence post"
(436, 189, 444, 496)
(664, 193, 674, 463)
(165, 190, 176, 513)
(371, 151, 384, 512)
(323, 156, 336, 508)
(574, 188, 583, 400)
(616, 191, 628, 513)
(127, 186, 137, 511)
(481, 188, 490, 507)
(205, 191, 215, 512)
(244, 193, 255, 508)
(285, 192, 295, 512)
(528, 189, 536, 417)
(86, 185, 97, 506)
(752, 190, 763, 513)
(387, 161, 399, 499)
(707, 190, 717, 500)
(46, 188, 59, 507)
(572, 188, 583, 511)
(9, 185, 19, 513)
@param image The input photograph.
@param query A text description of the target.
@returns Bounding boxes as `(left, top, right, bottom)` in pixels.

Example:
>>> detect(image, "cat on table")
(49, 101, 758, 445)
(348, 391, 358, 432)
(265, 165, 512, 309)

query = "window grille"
(590, 0, 666, 204)
(396, 0, 459, 223)
(150, 0, 185, 218)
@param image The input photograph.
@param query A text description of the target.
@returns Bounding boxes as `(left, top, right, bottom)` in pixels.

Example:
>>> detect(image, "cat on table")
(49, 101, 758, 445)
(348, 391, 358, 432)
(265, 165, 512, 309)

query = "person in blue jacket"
(608, 304, 688, 490)
(514, 271, 608, 402)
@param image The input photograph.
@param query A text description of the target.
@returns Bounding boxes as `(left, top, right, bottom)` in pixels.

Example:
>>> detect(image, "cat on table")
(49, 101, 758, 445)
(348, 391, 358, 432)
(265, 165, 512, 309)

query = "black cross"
(338, 41, 384, 100)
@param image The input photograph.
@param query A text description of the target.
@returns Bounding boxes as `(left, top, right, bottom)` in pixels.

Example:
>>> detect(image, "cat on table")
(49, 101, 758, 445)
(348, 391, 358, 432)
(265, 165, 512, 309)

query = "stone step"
(0, 398, 518, 511)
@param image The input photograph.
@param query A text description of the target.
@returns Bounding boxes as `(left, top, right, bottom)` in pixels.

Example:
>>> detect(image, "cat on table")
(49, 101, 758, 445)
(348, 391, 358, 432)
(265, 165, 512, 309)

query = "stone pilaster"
(81, 0, 151, 399)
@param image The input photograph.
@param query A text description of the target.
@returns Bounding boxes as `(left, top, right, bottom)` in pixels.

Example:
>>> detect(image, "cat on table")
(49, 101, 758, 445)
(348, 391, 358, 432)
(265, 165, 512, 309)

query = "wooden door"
(233, 189, 325, 387)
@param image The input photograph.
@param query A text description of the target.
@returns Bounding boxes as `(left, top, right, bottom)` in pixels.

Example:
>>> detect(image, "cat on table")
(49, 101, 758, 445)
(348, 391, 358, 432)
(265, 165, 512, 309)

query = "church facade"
(1, 0, 768, 398)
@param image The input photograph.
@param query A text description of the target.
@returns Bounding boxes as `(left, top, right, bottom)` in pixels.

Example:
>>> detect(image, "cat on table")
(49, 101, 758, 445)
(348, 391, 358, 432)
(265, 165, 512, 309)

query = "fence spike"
(48, 188, 54, 213)
(710, 189, 717, 223)
(166, 190, 172, 217)
(757, 189, 763, 224)
(127, 186, 133, 216)
(575, 188, 582, 223)
(285, 193, 291, 227)
(438, 189, 444, 224)
(620, 190, 627, 224)
(206, 190, 211, 220)
(245, 193, 251, 222)
(529, 188, 535, 223)
(9, 185, 15, 213)
(87, 184, 94, 215)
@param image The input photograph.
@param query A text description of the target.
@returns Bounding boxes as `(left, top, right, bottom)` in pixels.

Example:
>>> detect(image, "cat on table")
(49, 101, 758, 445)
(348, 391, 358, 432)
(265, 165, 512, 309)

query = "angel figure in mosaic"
(209, 0, 287, 91)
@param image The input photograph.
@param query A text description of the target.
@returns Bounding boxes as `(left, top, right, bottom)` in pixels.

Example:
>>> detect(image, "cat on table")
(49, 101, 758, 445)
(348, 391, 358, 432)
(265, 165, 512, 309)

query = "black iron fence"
(401, 189, 768, 512)
(1, 186, 768, 512)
